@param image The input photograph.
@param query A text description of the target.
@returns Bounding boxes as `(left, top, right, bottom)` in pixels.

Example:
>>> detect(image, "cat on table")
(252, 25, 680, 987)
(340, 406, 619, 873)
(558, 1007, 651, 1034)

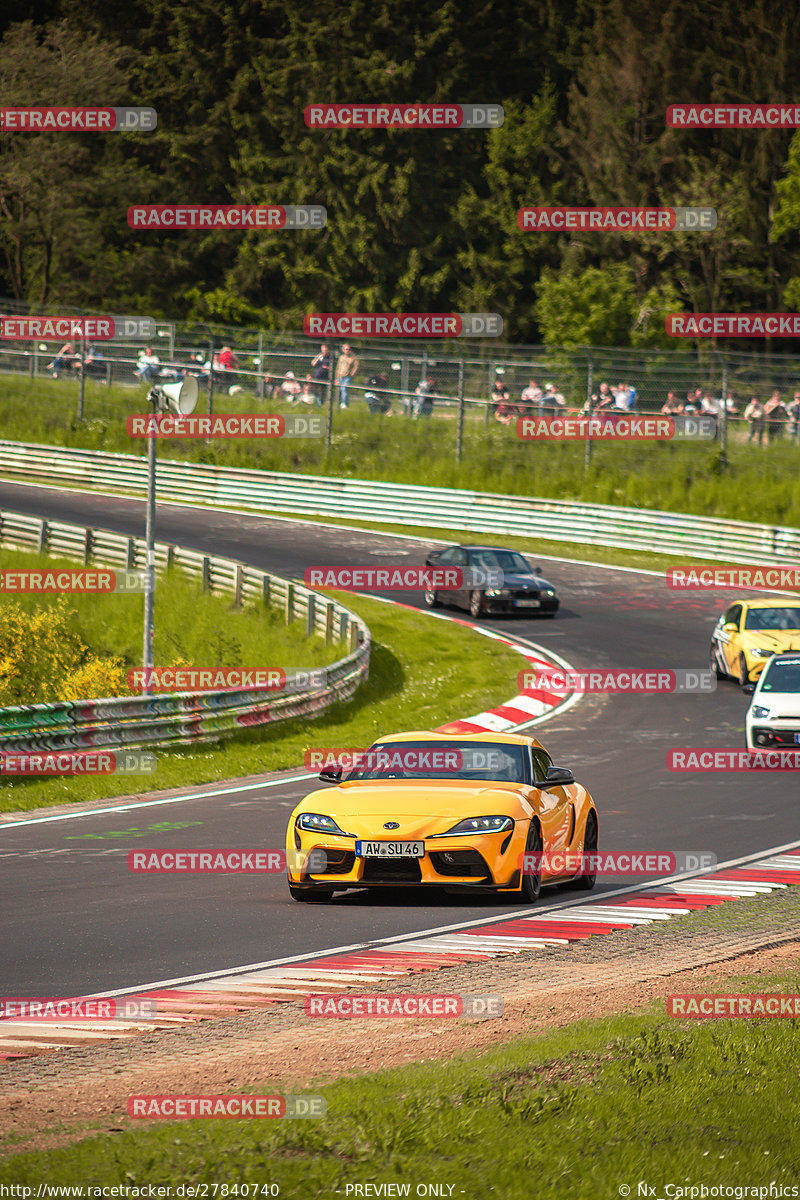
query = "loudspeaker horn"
(161, 375, 199, 415)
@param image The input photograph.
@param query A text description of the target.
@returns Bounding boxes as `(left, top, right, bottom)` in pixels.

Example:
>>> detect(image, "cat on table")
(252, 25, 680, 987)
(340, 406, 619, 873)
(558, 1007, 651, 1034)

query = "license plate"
(514, 599, 540, 608)
(356, 840, 425, 858)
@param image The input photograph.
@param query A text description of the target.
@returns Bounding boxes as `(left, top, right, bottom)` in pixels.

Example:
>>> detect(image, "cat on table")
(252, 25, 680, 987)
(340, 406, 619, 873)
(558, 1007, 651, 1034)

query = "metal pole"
(78, 332, 86, 420)
(455, 367, 465, 463)
(207, 330, 214, 415)
(257, 331, 264, 400)
(584, 355, 593, 471)
(326, 346, 336, 450)
(720, 354, 728, 468)
(142, 390, 158, 695)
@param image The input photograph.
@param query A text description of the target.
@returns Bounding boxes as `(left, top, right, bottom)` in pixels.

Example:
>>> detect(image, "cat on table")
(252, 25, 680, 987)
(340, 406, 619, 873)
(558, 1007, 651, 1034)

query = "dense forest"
(3, 0, 800, 348)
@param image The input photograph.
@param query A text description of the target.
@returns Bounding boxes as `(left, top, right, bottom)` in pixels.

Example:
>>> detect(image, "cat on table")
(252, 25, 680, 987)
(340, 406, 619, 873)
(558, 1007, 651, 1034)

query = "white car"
(745, 653, 800, 749)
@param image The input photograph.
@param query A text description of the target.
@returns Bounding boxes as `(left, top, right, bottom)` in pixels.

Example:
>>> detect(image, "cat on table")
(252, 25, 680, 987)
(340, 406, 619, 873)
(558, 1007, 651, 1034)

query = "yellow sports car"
(286, 731, 598, 902)
(710, 597, 800, 686)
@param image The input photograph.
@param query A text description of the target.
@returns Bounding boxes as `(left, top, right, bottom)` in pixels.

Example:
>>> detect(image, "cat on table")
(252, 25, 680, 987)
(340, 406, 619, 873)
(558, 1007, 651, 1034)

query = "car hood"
(743, 632, 800, 652)
(751, 691, 800, 715)
(296, 781, 530, 821)
(497, 572, 555, 590)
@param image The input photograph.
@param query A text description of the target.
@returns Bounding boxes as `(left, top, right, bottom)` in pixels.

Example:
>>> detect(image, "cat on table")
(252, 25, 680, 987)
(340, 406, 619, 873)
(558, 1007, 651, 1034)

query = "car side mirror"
(533, 566, 542, 574)
(743, 683, 755, 694)
(318, 766, 342, 784)
(723, 622, 738, 633)
(542, 765, 575, 787)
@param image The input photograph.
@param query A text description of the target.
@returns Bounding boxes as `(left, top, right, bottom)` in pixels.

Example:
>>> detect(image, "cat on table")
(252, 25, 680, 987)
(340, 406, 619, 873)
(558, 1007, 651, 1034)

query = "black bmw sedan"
(423, 544, 559, 618)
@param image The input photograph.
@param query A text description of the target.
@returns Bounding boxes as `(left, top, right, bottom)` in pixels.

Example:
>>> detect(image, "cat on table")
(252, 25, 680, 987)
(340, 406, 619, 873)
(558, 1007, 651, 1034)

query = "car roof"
(449, 545, 528, 553)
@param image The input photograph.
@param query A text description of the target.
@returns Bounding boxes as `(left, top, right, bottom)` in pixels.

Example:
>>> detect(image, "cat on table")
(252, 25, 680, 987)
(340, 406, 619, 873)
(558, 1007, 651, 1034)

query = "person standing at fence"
(744, 397, 764, 444)
(764, 390, 788, 443)
(311, 343, 330, 405)
(335, 343, 359, 409)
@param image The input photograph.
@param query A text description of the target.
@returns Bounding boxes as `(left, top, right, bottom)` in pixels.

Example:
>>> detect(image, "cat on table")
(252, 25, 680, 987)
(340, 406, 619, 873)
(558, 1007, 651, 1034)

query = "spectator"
(412, 376, 436, 418)
(136, 346, 160, 383)
(744, 397, 765, 444)
(218, 345, 240, 372)
(47, 341, 77, 378)
(335, 343, 359, 409)
(661, 391, 684, 415)
(542, 382, 566, 414)
(364, 372, 390, 415)
(595, 382, 615, 412)
(684, 391, 699, 415)
(298, 374, 317, 405)
(310, 342, 331, 402)
(279, 370, 302, 402)
(495, 390, 521, 425)
(764, 390, 788, 443)
(788, 392, 800, 440)
(725, 392, 739, 416)
(490, 375, 510, 416)
(519, 377, 542, 413)
(613, 381, 630, 410)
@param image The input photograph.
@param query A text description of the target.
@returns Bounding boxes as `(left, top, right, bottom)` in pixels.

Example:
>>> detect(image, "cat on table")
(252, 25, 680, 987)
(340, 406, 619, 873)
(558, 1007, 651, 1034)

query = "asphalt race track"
(0, 480, 791, 998)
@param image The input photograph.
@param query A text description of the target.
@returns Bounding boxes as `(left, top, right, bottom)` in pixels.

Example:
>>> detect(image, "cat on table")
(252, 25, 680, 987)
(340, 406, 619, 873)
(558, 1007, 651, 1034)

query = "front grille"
(511, 588, 540, 600)
(309, 850, 355, 876)
(361, 857, 422, 883)
(429, 849, 490, 878)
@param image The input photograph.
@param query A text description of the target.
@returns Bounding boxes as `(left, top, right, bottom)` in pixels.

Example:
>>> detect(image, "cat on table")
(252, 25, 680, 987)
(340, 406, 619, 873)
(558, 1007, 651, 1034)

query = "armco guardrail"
(1, 440, 799, 565)
(0, 509, 370, 754)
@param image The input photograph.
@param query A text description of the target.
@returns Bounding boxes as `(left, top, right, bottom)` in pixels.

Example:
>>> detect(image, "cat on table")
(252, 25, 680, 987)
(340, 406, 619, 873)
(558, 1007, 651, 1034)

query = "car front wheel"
(710, 642, 726, 679)
(520, 820, 542, 903)
(423, 588, 440, 608)
(469, 590, 484, 618)
(738, 654, 750, 688)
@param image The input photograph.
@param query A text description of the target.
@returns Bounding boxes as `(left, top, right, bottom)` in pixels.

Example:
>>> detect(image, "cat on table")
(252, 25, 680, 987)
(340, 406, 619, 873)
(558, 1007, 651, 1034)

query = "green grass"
(3, 965, 799, 1190)
(0, 591, 527, 812)
(0, 549, 343, 703)
(2, 373, 800, 526)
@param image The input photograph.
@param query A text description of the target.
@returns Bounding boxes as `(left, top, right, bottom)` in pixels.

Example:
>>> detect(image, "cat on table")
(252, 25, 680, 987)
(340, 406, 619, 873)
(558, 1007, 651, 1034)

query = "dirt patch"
(3, 907, 800, 1159)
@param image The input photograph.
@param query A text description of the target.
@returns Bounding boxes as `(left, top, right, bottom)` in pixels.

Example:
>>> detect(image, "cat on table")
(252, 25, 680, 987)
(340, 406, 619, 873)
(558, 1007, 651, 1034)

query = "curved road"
(0, 480, 784, 997)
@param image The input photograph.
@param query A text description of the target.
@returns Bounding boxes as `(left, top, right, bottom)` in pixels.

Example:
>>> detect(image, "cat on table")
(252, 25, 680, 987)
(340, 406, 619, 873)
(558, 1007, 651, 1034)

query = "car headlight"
(430, 815, 514, 837)
(751, 648, 774, 658)
(484, 588, 505, 597)
(542, 589, 555, 597)
(751, 706, 771, 719)
(296, 813, 353, 836)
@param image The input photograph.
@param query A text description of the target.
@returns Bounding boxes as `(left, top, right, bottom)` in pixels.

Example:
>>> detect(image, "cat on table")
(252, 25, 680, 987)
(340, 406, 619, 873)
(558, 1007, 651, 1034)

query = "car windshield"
(471, 550, 532, 574)
(343, 740, 526, 783)
(760, 659, 800, 692)
(744, 607, 800, 631)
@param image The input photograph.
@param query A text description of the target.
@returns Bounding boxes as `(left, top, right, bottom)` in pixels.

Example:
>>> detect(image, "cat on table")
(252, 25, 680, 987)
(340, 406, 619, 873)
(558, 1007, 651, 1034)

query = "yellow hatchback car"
(710, 597, 800, 687)
(286, 730, 598, 903)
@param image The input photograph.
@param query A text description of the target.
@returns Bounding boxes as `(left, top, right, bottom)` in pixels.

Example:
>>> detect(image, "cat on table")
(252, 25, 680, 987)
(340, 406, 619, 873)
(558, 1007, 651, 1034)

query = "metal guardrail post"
(201, 557, 212, 591)
(286, 582, 295, 623)
(306, 593, 315, 636)
(234, 564, 244, 607)
(38, 520, 48, 554)
(325, 601, 334, 643)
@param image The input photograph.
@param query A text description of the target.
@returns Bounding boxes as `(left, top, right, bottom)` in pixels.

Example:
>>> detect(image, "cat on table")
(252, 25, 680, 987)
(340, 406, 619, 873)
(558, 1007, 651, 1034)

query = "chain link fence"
(2, 298, 800, 447)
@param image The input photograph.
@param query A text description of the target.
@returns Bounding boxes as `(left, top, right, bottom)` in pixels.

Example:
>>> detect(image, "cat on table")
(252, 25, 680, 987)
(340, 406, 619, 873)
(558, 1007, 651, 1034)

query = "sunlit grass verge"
(0, 549, 343, 706)
(2, 373, 800, 525)
(2, 961, 799, 1190)
(0, 593, 526, 813)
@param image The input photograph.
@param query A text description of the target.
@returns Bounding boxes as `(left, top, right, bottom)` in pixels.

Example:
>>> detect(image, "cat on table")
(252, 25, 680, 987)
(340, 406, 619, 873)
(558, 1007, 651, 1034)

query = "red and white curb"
(3, 847, 800, 1059)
